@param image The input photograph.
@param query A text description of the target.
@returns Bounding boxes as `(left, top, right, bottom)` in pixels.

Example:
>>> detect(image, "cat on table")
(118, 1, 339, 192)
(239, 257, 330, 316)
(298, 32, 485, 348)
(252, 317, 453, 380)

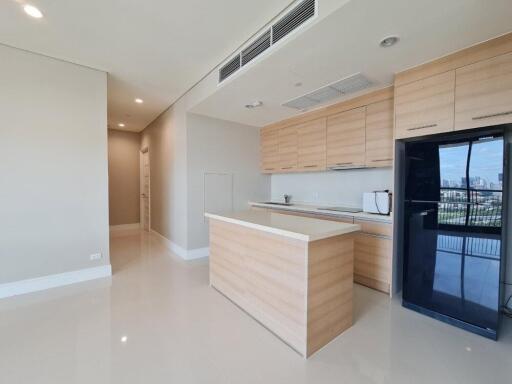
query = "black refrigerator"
(402, 129, 506, 339)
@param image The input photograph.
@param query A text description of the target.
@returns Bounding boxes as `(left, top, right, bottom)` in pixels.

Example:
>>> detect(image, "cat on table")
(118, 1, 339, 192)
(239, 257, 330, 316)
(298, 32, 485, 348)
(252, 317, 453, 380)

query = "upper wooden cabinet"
(260, 126, 280, 173)
(278, 124, 298, 172)
(394, 71, 455, 139)
(455, 52, 512, 130)
(297, 118, 327, 172)
(326, 107, 366, 168)
(365, 99, 393, 167)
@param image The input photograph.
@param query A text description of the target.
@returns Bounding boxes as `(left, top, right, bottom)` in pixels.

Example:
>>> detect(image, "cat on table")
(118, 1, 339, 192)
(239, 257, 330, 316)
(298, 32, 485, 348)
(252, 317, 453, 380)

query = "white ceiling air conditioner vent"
(242, 29, 271, 66)
(272, 0, 316, 44)
(219, 54, 241, 82)
(283, 73, 374, 111)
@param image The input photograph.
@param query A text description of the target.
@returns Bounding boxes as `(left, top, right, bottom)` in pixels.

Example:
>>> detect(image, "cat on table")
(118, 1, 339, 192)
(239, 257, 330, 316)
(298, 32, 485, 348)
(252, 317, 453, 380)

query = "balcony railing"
(438, 188, 502, 227)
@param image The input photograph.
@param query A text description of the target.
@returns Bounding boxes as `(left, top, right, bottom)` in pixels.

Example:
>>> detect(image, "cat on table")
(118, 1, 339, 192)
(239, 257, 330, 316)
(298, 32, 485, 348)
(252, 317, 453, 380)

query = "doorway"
(140, 148, 150, 231)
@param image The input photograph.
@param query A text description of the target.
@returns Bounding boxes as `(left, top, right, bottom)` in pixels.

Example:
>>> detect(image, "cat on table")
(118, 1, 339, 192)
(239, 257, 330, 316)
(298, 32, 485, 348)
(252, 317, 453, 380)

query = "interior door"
(140, 150, 150, 231)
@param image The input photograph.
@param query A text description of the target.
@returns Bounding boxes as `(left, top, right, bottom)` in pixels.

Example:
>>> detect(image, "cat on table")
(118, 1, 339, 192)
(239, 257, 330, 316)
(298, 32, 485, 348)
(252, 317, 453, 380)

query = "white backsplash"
(271, 168, 393, 208)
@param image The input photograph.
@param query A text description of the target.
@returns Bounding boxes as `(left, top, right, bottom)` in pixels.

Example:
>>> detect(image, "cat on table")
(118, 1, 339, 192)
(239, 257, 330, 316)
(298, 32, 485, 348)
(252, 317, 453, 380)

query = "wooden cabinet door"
(455, 52, 512, 130)
(297, 118, 326, 172)
(260, 126, 279, 173)
(395, 71, 455, 139)
(326, 107, 366, 168)
(365, 99, 393, 167)
(354, 233, 392, 294)
(278, 125, 298, 172)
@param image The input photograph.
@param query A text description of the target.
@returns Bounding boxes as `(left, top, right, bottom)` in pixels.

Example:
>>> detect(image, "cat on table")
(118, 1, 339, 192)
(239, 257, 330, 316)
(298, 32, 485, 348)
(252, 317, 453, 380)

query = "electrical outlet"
(90, 253, 102, 261)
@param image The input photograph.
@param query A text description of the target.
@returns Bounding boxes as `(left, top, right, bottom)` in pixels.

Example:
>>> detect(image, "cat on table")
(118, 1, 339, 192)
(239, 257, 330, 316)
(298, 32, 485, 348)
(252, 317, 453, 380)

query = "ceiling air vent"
(283, 73, 375, 111)
(272, 0, 316, 44)
(242, 29, 271, 66)
(219, 54, 241, 82)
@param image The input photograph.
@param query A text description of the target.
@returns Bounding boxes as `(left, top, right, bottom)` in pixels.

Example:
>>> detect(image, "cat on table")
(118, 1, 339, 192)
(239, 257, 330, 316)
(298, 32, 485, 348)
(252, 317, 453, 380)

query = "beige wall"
(187, 113, 270, 249)
(140, 98, 189, 249)
(108, 129, 141, 226)
(0, 45, 109, 283)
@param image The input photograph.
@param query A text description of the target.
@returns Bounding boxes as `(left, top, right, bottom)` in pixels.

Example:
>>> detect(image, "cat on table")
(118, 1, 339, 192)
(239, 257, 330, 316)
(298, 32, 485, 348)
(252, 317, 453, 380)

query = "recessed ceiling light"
(379, 36, 399, 48)
(134, 98, 144, 104)
(245, 101, 263, 109)
(23, 4, 43, 18)
(121, 336, 128, 343)
(118, 123, 125, 127)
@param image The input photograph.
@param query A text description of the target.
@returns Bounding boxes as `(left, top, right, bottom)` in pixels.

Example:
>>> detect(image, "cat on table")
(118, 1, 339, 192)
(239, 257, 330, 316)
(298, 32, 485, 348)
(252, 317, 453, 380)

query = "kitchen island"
(205, 210, 360, 357)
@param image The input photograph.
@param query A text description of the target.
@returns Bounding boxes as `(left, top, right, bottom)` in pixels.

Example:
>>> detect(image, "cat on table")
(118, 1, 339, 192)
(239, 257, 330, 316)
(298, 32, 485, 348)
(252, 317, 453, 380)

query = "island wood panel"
(354, 233, 392, 294)
(365, 99, 393, 167)
(260, 126, 280, 173)
(395, 32, 512, 87)
(209, 219, 308, 355)
(278, 124, 298, 172)
(307, 235, 353, 357)
(455, 52, 512, 130)
(326, 107, 366, 168)
(297, 118, 327, 172)
(395, 70, 456, 139)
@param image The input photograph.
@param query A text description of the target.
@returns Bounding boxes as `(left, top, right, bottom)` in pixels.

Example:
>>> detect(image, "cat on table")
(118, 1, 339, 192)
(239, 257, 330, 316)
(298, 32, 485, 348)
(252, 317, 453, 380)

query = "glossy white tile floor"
(1, 229, 511, 384)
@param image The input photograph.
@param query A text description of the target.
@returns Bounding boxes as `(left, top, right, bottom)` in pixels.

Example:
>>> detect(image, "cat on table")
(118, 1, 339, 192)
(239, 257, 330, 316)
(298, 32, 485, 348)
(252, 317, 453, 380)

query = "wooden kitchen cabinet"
(365, 99, 393, 167)
(326, 107, 366, 168)
(455, 52, 512, 130)
(297, 118, 327, 172)
(260, 126, 280, 173)
(278, 124, 298, 172)
(354, 233, 392, 294)
(394, 70, 455, 139)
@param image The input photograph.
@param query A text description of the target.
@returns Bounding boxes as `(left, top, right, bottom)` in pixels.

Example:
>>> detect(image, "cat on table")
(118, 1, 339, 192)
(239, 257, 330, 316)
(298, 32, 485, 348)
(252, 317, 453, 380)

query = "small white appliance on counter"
(363, 191, 392, 215)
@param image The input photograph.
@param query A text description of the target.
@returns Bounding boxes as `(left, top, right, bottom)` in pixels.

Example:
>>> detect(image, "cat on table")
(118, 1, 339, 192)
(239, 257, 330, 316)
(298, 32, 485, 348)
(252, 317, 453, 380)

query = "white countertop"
(205, 210, 360, 242)
(249, 202, 393, 224)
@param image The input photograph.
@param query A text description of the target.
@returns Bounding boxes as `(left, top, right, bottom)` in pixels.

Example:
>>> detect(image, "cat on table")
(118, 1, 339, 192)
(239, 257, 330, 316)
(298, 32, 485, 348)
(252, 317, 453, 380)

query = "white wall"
(271, 168, 393, 207)
(187, 114, 270, 250)
(0, 45, 109, 284)
(140, 98, 189, 249)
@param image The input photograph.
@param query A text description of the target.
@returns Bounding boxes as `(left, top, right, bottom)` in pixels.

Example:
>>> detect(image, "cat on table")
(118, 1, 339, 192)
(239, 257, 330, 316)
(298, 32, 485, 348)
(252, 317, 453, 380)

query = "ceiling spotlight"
(118, 123, 125, 127)
(379, 36, 399, 48)
(23, 4, 43, 18)
(121, 336, 128, 343)
(245, 101, 263, 109)
(135, 98, 144, 104)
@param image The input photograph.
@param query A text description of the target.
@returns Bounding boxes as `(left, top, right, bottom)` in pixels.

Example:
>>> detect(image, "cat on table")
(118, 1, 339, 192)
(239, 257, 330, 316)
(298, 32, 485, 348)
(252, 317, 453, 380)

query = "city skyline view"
(439, 138, 504, 190)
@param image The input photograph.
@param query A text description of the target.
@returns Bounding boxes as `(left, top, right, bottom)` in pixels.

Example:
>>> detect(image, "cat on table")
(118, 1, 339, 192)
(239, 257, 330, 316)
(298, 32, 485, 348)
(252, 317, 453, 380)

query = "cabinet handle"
(472, 111, 512, 120)
(303, 165, 318, 168)
(281, 167, 293, 170)
(407, 124, 437, 131)
(264, 168, 275, 171)
(335, 162, 353, 166)
(371, 159, 392, 162)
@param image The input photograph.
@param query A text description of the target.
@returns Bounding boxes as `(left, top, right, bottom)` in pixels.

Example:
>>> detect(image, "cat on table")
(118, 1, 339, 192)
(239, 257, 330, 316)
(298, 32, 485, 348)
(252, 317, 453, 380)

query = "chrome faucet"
(284, 194, 291, 204)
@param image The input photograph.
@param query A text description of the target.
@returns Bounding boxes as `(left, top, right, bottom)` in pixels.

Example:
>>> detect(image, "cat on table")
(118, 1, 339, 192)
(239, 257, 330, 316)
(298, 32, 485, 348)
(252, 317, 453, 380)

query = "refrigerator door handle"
(420, 209, 436, 216)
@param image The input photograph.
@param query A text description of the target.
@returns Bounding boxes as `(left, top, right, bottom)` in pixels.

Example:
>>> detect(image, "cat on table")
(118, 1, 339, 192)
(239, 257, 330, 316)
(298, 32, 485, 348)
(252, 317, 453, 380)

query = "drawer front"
(395, 71, 455, 139)
(455, 52, 512, 131)
(354, 218, 392, 237)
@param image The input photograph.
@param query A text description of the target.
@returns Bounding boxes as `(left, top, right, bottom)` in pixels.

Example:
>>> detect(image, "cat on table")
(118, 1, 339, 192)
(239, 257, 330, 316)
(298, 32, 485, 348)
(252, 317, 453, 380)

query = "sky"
(439, 138, 503, 187)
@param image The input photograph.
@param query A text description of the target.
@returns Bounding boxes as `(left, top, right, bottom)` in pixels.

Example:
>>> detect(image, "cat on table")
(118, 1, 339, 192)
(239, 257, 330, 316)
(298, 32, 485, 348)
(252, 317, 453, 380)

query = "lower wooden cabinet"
(354, 233, 392, 294)
(252, 206, 393, 294)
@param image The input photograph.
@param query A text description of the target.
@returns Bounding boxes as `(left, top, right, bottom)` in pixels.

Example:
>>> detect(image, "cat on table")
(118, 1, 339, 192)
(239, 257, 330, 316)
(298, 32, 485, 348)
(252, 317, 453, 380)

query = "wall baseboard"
(150, 230, 209, 260)
(110, 223, 141, 231)
(0, 265, 112, 299)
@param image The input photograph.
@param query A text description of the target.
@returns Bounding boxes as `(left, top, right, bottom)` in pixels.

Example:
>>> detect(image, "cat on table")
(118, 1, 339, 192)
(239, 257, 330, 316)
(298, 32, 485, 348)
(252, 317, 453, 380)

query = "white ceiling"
(190, 0, 512, 127)
(0, 0, 293, 132)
